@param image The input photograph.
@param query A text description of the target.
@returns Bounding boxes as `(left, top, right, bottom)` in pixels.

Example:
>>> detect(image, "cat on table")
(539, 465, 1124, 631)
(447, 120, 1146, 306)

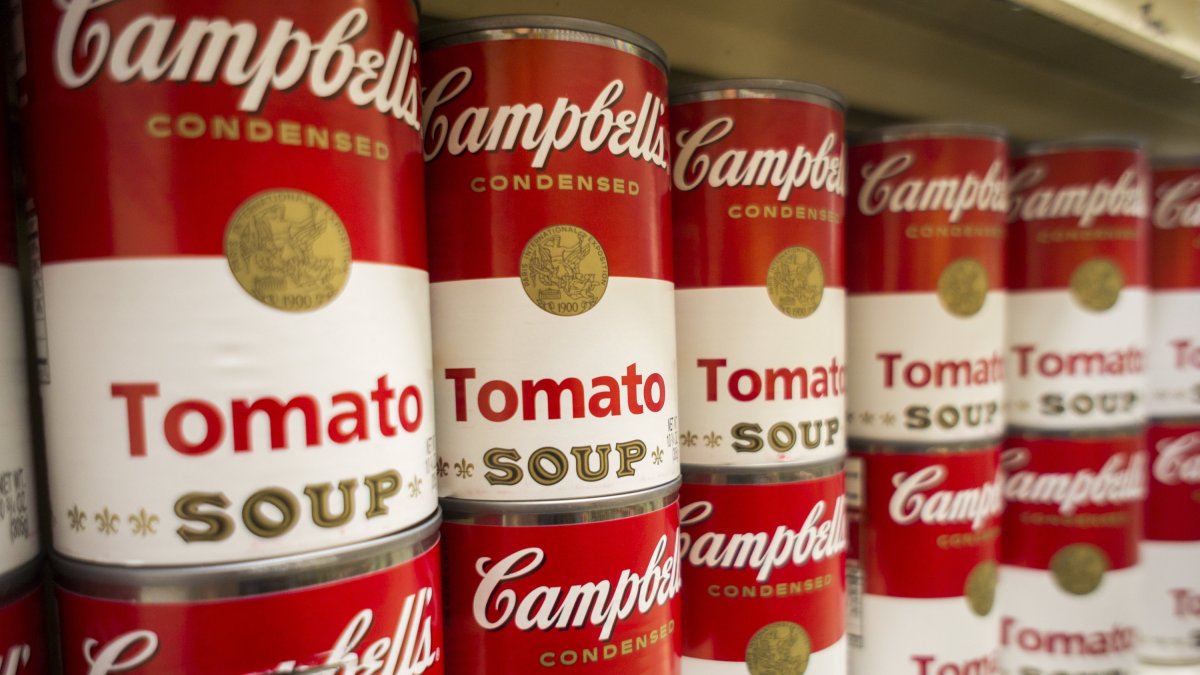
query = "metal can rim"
(52, 510, 441, 602)
(670, 78, 845, 111)
(848, 438, 1004, 455)
(851, 122, 1008, 145)
(421, 15, 668, 74)
(1016, 135, 1147, 156)
(1151, 155, 1200, 170)
(682, 458, 843, 485)
(440, 477, 680, 525)
(1003, 424, 1146, 440)
(0, 557, 41, 599)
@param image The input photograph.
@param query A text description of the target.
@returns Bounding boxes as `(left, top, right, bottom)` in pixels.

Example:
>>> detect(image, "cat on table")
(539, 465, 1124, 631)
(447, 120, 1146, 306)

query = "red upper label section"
(22, 0, 426, 267)
(56, 543, 443, 674)
(847, 136, 1008, 293)
(679, 475, 846, 661)
(670, 97, 844, 289)
(1151, 166, 1200, 289)
(1145, 421, 1200, 542)
(1008, 148, 1149, 290)
(849, 447, 1002, 598)
(0, 585, 47, 675)
(1001, 434, 1145, 570)
(441, 502, 682, 674)
(422, 39, 671, 283)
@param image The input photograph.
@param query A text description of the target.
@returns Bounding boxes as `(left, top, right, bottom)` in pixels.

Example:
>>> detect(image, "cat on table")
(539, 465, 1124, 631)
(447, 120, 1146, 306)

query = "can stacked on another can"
(18, 2, 443, 671)
(1002, 138, 1151, 674)
(421, 16, 682, 674)
(1139, 157, 1200, 666)
(845, 124, 1009, 674)
(670, 79, 849, 673)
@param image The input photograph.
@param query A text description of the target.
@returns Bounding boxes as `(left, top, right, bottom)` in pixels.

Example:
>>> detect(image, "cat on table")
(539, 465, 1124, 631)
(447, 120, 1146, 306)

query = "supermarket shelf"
(423, 0, 1200, 153)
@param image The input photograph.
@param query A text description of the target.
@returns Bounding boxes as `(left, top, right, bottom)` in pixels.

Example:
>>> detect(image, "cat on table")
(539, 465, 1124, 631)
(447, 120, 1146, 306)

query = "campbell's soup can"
(670, 80, 845, 468)
(1149, 158, 1200, 418)
(0, 66, 38, 579)
(998, 430, 1144, 673)
(1007, 139, 1150, 432)
(1140, 419, 1200, 664)
(54, 512, 442, 674)
(680, 461, 847, 673)
(19, 0, 436, 565)
(846, 441, 1003, 674)
(440, 481, 682, 674)
(422, 17, 679, 501)
(0, 561, 47, 675)
(847, 124, 1007, 445)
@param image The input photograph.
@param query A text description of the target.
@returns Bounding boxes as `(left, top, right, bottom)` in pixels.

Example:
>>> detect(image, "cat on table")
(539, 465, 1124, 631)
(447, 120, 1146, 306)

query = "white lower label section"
(675, 287, 844, 466)
(998, 565, 1139, 673)
(1007, 289, 1147, 431)
(682, 636, 846, 674)
(849, 594, 999, 675)
(848, 292, 1005, 444)
(43, 259, 438, 565)
(432, 277, 679, 500)
(1140, 540, 1200, 664)
(1148, 291, 1200, 418)
(0, 267, 37, 575)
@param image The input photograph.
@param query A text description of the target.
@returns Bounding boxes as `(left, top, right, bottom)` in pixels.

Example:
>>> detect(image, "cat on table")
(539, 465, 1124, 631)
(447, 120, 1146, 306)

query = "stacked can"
(1002, 138, 1150, 674)
(846, 124, 1009, 674)
(669, 79, 849, 673)
(1139, 157, 1200, 665)
(18, 1, 443, 672)
(421, 16, 682, 674)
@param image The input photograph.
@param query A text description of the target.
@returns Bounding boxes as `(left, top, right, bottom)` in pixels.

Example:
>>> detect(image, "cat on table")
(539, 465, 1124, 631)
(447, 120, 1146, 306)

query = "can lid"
(682, 458, 843, 485)
(422, 15, 668, 74)
(440, 477, 680, 526)
(53, 511, 441, 601)
(1151, 155, 1200, 170)
(670, 78, 845, 111)
(851, 122, 1008, 145)
(1017, 135, 1147, 157)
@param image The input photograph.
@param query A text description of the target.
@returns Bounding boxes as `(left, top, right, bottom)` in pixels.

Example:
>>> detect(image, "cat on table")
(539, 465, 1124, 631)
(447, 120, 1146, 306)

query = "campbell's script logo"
(1153, 432, 1200, 485)
(0, 643, 33, 675)
(1001, 448, 1147, 515)
(53, 0, 421, 129)
(1153, 176, 1200, 229)
(672, 117, 844, 201)
(679, 497, 846, 583)
(78, 588, 439, 675)
(472, 533, 680, 641)
(857, 153, 1007, 223)
(423, 68, 668, 170)
(888, 465, 1004, 531)
(1008, 164, 1148, 226)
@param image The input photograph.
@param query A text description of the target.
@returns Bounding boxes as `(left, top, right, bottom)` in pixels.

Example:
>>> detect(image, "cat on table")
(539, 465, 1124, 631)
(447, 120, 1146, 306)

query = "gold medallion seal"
(745, 621, 810, 675)
(937, 257, 988, 317)
(766, 246, 824, 319)
(224, 190, 351, 312)
(964, 560, 998, 617)
(519, 225, 608, 316)
(1070, 257, 1123, 312)
(1050, 543, 1109, 595)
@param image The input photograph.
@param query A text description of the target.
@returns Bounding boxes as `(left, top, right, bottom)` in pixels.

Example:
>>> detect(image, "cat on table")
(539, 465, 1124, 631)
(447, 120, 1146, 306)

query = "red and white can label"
(0, 585, 47, 675)
(679, 475, 847, 673)
(846, 447, 1003, 674)
(1140, 420, 1200, 663)
(1007, 148, 1150, 431)
(670, 95, 846, 467)
(1149, 165, 1200, 418)
(56, 541, 443, 674)
(20, 1, 436, 565)
(440, 502, 682, 674)
(423, 36, 678, 499)
(847, 135, 1007, 444)
(0, 70, 37, 576)
(998, 433, 1145, 673)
